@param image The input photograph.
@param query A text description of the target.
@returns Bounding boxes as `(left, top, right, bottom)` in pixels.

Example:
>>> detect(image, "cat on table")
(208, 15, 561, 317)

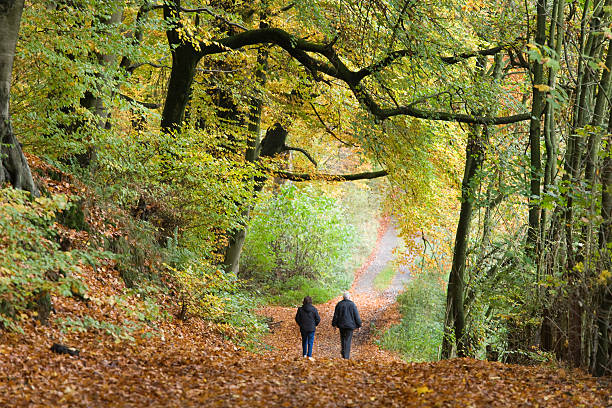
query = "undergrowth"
(241, 184, 378, 306)
(163, 242, 267, 348)
(0, 188, 110, 332)
(0, 181, 266, 349)
(378, 263, 446, 361)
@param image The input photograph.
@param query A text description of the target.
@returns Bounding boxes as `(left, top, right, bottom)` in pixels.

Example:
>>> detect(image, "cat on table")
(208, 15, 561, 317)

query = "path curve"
(353, 218, 402, 294)
(260, 217, 411, 360)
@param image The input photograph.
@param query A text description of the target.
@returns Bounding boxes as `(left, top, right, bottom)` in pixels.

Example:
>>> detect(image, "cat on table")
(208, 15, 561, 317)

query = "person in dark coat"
(331, 291, 362, 359)
(295, 296, 321, 359)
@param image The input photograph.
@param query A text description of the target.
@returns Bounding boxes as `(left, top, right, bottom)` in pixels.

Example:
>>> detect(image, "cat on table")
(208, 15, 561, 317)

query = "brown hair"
(303, 296, 312, 306)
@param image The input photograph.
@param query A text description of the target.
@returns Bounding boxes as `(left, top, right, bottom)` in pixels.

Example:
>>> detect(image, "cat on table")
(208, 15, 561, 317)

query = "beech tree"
(153, 0, 531, 276)
(0, 0, 38, 195)
(4, 0, 609, 375)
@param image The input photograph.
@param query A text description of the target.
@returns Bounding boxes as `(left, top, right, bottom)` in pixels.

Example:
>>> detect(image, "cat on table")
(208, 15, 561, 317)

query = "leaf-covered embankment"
(0, 160, 609, 407)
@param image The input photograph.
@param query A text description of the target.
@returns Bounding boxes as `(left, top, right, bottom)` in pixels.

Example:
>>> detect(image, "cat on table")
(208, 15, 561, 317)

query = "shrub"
(0, 188, 105, 332)
(167, 258, 239, 321)
(241, 185, 356, 304)
(379, 266, 446, 361)
(165, 255, 267, 347)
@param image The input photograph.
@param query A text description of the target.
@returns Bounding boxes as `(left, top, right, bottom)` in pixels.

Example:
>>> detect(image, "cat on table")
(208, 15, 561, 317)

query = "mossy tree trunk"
(441, 125, 485, 358)
(526, 0, 547, 255)
(0, 0, 39, 196)
(594, 131, 612, 376)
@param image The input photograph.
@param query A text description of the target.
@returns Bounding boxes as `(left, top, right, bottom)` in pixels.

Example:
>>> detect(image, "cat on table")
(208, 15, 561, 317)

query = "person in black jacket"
(332, 291, 362, 359)
(295, 296, 321, 359)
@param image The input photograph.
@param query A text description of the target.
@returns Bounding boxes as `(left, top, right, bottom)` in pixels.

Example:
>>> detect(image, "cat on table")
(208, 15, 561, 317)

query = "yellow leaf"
(534, 84, 551, 92)
(415, 385, 433, 395)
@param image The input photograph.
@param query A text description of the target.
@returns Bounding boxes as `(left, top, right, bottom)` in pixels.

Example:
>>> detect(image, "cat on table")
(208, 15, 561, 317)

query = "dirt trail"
(2, 222, 608, 407)
(3, 162, 609, 408)
(260, 217, 411, 360)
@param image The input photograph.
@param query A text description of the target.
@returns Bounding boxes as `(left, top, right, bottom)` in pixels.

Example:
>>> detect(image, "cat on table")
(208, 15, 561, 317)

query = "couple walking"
(294, 291, 362, 360)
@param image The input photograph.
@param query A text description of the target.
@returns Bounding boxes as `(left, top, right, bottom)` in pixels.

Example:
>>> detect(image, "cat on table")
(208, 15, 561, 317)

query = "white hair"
(343, 291, 350, 300)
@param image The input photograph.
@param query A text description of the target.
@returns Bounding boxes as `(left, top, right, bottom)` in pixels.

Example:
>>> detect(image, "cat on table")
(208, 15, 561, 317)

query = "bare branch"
(354, 49, 413, 82)
(439, 46, 505, 64)
(152, 3, 248, 31)
(282, 146, 318, 166)
(119, 93, 160, 109)
(349, 81, 531, 124)
(309, 102, 355, 147)
(127, 61, 171, 71)
(273, 169, 388, 181)
(353, 46, 507, 82)
(277, 3, 296, 14)
(127, 61, 241, 74)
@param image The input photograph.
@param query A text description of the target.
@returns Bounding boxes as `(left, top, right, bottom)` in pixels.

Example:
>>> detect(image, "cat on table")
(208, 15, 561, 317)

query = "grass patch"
(377, 268, 445, 361)
(264, 276, 347, 306)
(373, 264, 397, 291)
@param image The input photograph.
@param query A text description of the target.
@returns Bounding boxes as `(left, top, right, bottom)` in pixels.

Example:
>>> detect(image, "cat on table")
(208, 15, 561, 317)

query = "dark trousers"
(339, 328, 354, 359)
(301, 330, 315, 357)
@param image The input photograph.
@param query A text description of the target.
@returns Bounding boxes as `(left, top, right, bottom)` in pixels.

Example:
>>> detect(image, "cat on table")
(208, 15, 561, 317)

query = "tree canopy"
(0, 0, 610, 377)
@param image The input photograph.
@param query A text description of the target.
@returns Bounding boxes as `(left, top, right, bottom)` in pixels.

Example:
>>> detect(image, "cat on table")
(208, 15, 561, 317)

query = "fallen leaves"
(415, 385, 433, 395)
(1, 326, 610, 408)
(0, 159, 609, 407)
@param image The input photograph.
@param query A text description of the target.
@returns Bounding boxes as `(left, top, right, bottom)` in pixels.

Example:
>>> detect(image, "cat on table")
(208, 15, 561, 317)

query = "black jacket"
(332, 299, 362, 330)
(295, 304, 321, 332)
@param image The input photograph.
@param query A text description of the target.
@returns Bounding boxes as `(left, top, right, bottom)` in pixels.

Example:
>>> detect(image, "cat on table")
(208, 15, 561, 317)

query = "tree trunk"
(75, 8, 123, 170)
(562, 0, 611, 367)
(161, 2, 201, 132)
(224, 227, 248, 274)
(594, 131, 612, 376)
(223, 122, 290, 273)
(223, 23, 269, 274)
(526, 0, 547, 256)
(585, 42, 612, 186)
(540, 0, 565, 353)
(594, 286, 612, 375)
(441, 125, 485, 358)
(160, 46, 200, 132)
(541, 0, 564, 247)
(0, 0, 38, 196)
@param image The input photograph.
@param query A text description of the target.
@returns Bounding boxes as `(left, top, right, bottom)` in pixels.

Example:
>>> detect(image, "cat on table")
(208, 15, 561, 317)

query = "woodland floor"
(1, 169, 611, 407)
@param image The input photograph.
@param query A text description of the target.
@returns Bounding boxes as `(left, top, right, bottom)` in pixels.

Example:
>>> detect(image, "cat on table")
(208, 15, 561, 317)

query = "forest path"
(3, 215, 609, 407)
(259, 217, 411, 361)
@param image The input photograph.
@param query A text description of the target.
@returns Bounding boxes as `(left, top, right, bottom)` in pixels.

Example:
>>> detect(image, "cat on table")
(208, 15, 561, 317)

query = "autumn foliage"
(1, 170, 608, 406)
(0, 0, 611, 405)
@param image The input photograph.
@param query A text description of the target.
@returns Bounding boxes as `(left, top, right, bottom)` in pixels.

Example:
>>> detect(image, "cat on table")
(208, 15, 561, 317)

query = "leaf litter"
(0, 160, 610, 407)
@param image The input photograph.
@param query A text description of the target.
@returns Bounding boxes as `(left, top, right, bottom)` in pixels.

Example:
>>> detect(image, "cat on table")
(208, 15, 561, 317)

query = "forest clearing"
(1, 0, 611, 406)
